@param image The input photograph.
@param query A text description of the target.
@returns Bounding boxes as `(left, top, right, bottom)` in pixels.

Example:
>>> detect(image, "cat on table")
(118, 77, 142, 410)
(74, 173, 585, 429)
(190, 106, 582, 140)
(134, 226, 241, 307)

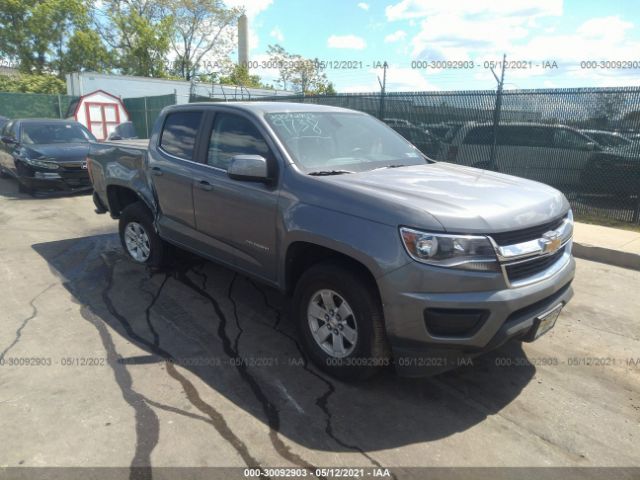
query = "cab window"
(207, 113, 272, 171)
(160, 111, 203, 160)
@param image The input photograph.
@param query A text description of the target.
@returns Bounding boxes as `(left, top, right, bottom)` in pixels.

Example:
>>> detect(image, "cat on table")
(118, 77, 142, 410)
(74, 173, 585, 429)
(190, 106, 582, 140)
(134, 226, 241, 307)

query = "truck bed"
(88, 139, 152, 213)
(100, 139, 150, 150)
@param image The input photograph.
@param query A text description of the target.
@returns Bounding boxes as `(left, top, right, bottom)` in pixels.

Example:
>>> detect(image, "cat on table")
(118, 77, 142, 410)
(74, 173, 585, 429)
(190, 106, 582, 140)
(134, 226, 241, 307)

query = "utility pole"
(488, 53, 506, 170)
(378, 61, 388, 120)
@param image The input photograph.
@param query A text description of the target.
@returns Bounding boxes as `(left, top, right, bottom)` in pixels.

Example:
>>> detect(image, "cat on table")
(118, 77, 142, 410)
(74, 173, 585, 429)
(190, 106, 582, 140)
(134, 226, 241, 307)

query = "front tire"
(118, 202, 165, 268)
(292, 263, 389, 380)
(18, 181, 34, 195)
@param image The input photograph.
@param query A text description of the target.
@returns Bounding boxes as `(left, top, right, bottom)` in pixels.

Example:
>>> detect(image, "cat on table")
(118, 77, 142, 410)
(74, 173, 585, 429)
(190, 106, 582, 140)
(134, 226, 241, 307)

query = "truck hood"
(326, 162, 569, 233)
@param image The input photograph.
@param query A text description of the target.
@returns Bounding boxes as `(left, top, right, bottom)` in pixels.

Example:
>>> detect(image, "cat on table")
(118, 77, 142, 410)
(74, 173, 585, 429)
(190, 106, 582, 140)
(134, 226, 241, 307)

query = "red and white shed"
(68, 90, 129, 141)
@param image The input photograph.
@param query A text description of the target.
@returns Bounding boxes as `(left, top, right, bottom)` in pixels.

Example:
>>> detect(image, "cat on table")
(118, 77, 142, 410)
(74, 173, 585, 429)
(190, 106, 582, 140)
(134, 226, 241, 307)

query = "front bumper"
(19, 171, 92, 192)
(378, 248, 575, 377)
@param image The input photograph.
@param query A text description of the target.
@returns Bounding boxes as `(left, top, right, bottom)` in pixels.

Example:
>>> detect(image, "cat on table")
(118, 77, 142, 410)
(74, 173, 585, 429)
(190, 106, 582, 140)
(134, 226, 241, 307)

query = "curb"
(573, 242, 640, 271)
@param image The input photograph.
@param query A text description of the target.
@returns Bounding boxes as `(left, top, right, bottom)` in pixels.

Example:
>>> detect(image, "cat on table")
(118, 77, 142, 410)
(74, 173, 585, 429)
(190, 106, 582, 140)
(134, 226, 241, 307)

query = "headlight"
(24, 158, 59, 169)
(400, 227, 499, 271)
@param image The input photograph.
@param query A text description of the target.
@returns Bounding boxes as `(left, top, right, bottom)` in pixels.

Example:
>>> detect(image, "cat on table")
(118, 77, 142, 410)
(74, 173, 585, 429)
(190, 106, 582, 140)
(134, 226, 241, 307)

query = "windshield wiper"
(372, 164, 410, 170)
(308, 169, 355, 176)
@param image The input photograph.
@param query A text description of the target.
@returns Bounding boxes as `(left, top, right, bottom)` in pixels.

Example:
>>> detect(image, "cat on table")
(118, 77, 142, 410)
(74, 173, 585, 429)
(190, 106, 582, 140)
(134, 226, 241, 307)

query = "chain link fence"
(2, 87, 639, 226)
(245, 88, 640, 226)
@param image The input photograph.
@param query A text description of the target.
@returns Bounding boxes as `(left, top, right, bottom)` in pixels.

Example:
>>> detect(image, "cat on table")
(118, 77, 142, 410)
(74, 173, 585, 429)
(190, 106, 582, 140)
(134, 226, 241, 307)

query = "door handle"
(151, 167, 163, 176)
(197, 180, 213, 191)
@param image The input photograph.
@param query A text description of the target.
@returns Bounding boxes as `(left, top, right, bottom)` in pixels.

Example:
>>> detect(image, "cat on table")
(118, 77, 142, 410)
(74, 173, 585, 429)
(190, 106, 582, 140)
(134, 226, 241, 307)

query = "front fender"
(280, 203, 409, 282)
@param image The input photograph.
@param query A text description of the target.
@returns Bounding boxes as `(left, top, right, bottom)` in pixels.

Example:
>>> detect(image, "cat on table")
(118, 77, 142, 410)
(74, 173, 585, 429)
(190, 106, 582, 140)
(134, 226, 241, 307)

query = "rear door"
(457, 125, 492, 167)
(549, 127, 594, 187)
(150, 110, 203, 240)
(192, 110, 280, 282)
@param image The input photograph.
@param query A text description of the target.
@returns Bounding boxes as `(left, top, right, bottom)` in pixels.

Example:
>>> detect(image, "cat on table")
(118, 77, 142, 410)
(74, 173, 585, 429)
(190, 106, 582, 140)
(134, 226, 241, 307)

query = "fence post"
(144, 97, 149, 138)
(489, 54, 506, 170)
(378, 61, 388, 120)
(57, 94, 63, 118)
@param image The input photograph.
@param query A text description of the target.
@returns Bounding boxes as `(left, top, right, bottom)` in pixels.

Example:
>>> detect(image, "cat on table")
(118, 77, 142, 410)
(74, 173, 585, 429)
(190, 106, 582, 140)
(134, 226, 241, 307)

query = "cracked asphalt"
(0, 176, 639, 477)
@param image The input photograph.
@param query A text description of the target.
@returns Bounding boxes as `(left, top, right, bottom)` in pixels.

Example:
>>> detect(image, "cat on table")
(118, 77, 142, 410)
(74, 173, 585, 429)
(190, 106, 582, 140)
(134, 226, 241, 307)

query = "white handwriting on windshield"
(271, 113, 322, 137)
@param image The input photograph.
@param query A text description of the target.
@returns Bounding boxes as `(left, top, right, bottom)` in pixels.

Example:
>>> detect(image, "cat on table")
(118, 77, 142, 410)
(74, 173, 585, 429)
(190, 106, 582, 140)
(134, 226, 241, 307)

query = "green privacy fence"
(0, 91, 177, 140)
(245, 88, 640, 225)
(0, 91, 78, 119)
(122, 93, 177, 138)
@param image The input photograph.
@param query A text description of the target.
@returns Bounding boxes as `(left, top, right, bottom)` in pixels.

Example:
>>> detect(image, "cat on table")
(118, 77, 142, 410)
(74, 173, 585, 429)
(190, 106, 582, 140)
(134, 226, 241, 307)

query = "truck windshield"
(265, 112, 428, 173)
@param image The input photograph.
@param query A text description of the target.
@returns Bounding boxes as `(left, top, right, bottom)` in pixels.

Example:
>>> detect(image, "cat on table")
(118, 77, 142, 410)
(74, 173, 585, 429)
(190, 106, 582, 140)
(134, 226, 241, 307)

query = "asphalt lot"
(0, 176, 639, 478)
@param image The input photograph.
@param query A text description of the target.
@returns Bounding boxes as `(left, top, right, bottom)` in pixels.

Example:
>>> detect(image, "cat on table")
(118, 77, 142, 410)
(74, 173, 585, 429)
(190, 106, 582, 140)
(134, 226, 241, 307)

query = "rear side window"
(3, 121, 17, 138)
(207, 113, 272, 170)
(499, 126, 552, 147)
(463, 126, 493, 145)
(553, 128, 591, 149)
(160, 111, 202, 160)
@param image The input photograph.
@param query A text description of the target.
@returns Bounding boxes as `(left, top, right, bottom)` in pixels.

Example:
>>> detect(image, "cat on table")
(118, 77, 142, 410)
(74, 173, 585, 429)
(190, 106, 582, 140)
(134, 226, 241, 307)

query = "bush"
(0, 74, 66, 94)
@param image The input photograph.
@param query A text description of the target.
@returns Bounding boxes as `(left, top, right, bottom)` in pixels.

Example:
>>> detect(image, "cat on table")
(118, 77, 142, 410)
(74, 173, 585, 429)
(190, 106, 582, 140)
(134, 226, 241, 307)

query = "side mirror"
(1, 136, 17, 145)
(227, 155, 269, 182)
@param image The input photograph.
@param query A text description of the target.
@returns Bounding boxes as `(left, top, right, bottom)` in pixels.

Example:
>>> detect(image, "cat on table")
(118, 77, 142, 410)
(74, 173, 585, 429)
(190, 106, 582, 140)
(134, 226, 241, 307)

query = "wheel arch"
(284, 240, 382, 303)
(106, 184, 155, 219)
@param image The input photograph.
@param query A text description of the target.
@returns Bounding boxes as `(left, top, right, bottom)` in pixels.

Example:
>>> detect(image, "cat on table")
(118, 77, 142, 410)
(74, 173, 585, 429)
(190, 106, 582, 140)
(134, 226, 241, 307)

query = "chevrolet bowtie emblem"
(81, 162, 88, 169)
(540, 231, 562, 254)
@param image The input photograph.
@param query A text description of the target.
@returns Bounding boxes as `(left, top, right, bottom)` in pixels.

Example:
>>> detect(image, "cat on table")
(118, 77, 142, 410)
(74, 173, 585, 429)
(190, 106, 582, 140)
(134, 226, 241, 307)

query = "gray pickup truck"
(88, 102, 575, 380)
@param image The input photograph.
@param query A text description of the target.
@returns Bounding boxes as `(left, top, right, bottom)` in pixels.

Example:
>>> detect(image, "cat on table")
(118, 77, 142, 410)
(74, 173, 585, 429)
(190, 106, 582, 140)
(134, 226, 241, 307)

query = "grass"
(574, 213, 640, 233)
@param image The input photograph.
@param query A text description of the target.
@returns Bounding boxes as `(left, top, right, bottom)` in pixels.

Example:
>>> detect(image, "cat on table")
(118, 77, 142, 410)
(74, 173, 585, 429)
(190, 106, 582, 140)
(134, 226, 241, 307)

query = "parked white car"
(439, 122, 599, 188)
(581, 129, 634, 149)
(383, 118, 414, 128)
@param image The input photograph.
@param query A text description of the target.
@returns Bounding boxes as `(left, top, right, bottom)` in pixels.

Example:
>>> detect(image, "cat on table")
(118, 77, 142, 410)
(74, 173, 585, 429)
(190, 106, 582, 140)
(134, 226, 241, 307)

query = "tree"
(95, 0, 172, 77)
(0, 0, 91, 75)
(590, 92, 625, 127)
(266, 44, 335, 95)
(218, 64, 272, 89)
(58, 30, 113, 74)
(161, 0, 241, 80)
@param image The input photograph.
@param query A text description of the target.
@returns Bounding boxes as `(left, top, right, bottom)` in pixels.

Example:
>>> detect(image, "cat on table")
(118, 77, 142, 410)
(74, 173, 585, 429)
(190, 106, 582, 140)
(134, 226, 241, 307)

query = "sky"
(223, 0, 640, 93)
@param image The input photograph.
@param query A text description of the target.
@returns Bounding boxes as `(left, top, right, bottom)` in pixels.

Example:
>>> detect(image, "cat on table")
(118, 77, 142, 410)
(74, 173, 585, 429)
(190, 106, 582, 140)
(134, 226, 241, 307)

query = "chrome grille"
(490, 215, 566, 246)
(505, 247, 566, 282)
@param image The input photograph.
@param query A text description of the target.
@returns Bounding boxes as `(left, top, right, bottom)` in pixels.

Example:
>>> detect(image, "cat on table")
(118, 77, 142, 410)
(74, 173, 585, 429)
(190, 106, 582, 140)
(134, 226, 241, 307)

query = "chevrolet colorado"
(87, 102, 575, 379)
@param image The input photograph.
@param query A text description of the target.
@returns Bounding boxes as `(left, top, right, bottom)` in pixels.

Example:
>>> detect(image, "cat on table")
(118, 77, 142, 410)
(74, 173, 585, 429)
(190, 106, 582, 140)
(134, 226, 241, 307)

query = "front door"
(85, 103, 120, 141)
(192, 111, 280, 283)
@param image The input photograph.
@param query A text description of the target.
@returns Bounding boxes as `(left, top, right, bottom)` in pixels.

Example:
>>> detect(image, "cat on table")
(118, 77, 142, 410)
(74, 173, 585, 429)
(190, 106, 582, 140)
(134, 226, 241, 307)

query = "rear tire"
(118, 201, 165, 268)
(292, 262, 389, 381)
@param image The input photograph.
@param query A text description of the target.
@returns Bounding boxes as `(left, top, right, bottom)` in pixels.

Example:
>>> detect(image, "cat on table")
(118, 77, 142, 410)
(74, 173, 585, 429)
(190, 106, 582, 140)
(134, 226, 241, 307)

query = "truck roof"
(187, 101, 362, 115)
